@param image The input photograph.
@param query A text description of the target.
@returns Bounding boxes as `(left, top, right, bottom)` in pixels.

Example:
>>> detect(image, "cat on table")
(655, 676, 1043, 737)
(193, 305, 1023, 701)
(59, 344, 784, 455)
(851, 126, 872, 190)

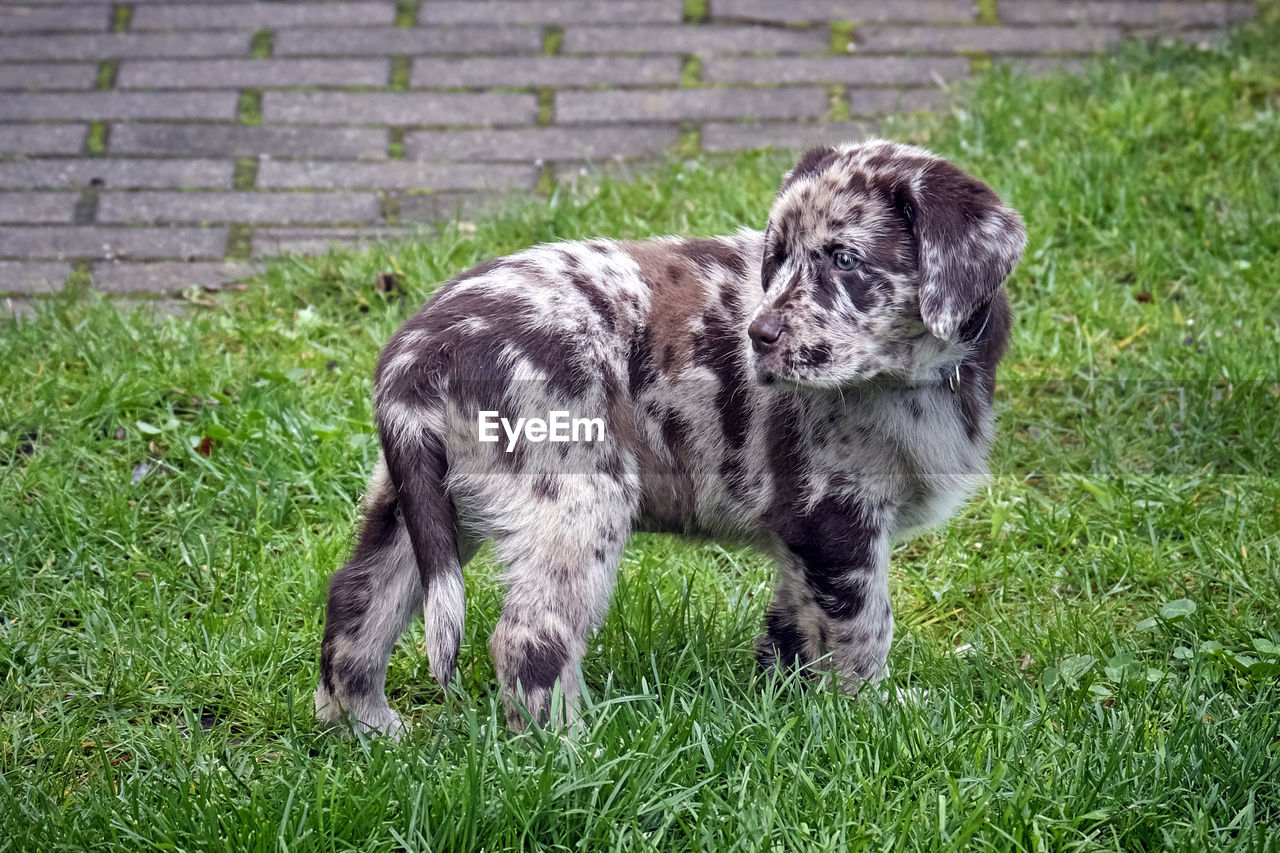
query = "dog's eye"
(832, 250, 862, 272)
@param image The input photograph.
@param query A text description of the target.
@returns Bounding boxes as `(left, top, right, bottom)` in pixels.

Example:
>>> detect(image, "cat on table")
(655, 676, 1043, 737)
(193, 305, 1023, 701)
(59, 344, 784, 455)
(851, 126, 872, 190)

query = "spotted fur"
(315, 139, 1026, 735)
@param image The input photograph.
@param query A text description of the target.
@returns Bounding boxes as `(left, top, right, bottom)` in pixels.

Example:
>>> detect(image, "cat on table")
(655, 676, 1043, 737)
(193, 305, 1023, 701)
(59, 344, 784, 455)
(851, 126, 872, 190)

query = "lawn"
(3, 20, 1280, 853)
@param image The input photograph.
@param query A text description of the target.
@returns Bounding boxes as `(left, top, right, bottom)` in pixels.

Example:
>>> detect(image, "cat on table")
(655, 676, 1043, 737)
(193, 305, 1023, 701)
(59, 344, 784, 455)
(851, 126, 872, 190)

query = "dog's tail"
(381, 417, 466, 690)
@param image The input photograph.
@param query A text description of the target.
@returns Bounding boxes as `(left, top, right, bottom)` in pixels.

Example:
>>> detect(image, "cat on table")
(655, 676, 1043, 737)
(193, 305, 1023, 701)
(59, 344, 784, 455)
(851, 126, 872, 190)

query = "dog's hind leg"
(315, 459, 473, 738)
(485, 471, 635, 730)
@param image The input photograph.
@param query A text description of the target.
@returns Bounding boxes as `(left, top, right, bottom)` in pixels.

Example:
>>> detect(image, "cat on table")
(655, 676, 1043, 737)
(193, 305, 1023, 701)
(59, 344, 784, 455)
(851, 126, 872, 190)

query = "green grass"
(4, 24, 1280, 853)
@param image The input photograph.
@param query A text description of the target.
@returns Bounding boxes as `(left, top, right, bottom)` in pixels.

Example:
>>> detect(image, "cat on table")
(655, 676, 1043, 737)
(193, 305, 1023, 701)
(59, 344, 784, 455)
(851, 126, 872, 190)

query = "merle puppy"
(315, 139, 1026, 736)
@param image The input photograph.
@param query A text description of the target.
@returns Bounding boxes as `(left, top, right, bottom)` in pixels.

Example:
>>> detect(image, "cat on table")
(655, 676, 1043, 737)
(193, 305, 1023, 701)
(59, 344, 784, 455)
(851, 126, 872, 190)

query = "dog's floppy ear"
(779, 145, 838, 194)
(898, 160, 1026, 341)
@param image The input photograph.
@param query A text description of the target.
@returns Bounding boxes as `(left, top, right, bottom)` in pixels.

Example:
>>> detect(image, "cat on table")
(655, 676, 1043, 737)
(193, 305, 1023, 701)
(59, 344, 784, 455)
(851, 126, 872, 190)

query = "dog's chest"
(632, 378, 988, 540)
(875, 388, 990, 535)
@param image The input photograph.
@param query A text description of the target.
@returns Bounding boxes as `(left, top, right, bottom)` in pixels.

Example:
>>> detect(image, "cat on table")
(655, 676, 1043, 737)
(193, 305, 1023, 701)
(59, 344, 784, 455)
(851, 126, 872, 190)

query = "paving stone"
(1, 296, 36, 320)
(712, 0, 976, 23)
(703, 56, 970, 85)
(258, 160, 539, 192)
(398, 192, 508, 224)
(0, 226, 228, 260)
(562, 24, 830, 55)
(406, 125, 679, 162)
(410, 56, 681, 88)
(0, 63, 98, 91)
(418, 1, 682, 26)
(851, 25, 1125, 53)
(0, 5, 108, 32)
(0, 261, 70, 293)
(553, 158, 662, 191)
(848, 86, 948, 116)
(1136, 26, 1230, 47)
(0, 159, 235, 190)
(557, 87, 831, 123)
(700, 119, 878, 152)
(118, 59, 391, 90)
(997, 56, 1090, 77)
(97, 192, 384, 225)
(0, 92, 239, 121)
(251, 226, 414, 257)
(130, 2, 396, 31)
(999, 2, 1254, 27)
(0, 192, 77, 224)
(107, 297, 194, 316)
(89, 261, 261, 293)
(9, 0, 189, 4)
(263, 91, 538, 126)
(0, 32, 251, 61)
(274, 25, 543, 57)
(0, 123, 85, 154)
(109, 123, 389, 160)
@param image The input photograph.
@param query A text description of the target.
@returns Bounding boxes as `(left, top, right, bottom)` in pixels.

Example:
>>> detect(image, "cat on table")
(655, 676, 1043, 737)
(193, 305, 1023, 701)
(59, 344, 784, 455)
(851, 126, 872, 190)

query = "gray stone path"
(0, 0, 1256, 308)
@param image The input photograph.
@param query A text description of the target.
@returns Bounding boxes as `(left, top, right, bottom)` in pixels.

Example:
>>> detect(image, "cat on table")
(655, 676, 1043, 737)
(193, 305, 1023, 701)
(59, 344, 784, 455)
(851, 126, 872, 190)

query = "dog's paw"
(314, 686, 406, 740)
(354, 708, 406, 740)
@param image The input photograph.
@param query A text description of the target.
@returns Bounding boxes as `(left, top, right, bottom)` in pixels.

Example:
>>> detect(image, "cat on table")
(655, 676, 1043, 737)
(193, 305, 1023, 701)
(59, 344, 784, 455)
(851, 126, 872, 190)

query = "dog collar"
(942, 362, 962, 393)
(938, 301, 995, 393)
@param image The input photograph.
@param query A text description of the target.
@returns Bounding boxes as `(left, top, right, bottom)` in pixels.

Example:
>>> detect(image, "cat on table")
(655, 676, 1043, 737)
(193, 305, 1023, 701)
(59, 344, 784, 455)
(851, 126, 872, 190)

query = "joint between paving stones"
(535, 163, 556, 197)
(683, 0, 709, 25)
(543, 26, 564, 57)
(975, 0, 1000, 26)
(391, 57, 411, 91)
(232, 159, 259, 191)
(389, 128, 406, 160)
(675, 122, 701, 158)
(110, 4, 132, 34)
(395, 0, 419, 28)
(238, 91, 264, 126)
(680, 55, 703, 88)
(970, 53, 994, 74)
(251, 30, 274, 59)
(95, 60, 119, 92)
(85, 122, 108, 157)
(829, 22, 855, 55)
(828, 84, 851, 122)
(537, 90, 554, 127)
(225, 225, 253, 261)
(68, 261, 93, 294)
(73, 191, 100, 226)
(380, 194, 402, 224)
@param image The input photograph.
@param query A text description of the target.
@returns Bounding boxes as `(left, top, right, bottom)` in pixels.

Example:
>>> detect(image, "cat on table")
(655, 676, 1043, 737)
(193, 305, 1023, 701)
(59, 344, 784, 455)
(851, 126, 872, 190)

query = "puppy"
(315, 139, 1026, 736)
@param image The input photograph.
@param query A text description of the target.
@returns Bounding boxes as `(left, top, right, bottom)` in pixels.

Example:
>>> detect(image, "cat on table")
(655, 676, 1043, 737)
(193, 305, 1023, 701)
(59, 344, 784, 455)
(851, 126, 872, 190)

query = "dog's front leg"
(762, 497, 894, 689)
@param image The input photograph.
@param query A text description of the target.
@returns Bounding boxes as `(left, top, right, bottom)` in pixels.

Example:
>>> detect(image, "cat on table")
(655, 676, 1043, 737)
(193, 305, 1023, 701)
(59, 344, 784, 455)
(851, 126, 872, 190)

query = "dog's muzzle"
(748, 314, 783, 353)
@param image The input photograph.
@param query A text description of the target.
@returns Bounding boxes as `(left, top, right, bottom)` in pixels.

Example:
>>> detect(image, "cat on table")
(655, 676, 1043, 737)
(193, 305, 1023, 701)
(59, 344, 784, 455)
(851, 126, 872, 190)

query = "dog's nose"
(748, 314, 783, 351)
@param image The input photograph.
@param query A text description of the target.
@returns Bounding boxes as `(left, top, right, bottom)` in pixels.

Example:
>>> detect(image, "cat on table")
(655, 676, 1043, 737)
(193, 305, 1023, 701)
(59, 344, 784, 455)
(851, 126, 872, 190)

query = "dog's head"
(749, 139, 1026, 387)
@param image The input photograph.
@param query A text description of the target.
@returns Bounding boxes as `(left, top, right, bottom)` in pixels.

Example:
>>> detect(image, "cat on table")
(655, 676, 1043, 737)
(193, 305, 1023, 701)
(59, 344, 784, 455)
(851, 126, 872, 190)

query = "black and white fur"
(315, 139, 1026, 736)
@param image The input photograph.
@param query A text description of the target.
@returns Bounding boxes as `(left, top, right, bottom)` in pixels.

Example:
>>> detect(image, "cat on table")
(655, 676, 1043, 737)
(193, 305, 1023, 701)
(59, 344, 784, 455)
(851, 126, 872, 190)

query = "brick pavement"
(0, 0, 1257, 306)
